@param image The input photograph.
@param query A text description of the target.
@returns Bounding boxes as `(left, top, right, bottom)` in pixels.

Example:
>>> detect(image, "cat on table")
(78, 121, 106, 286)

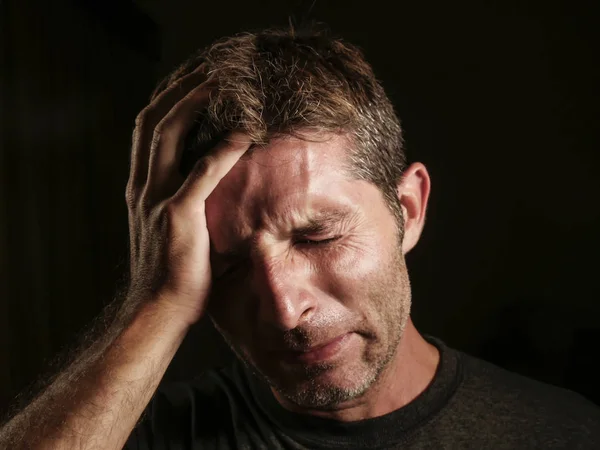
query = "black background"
(1, 0, 599, 416)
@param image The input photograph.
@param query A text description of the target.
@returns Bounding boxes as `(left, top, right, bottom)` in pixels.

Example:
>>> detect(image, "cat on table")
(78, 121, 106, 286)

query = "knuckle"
(125, 183, 138, 206)
(138, 188, 155, 213)
(162, 201, 182, 224)
(153, 116, 177, 144)
(156, 113, 175, 133)
(194, 155, 214, 177)
(135, 108, 151, 127)
(141, 197, 154, 215)
(153, 118, 166, 136)
(150, 129, 163, 150)
(163, 201, 177, 216)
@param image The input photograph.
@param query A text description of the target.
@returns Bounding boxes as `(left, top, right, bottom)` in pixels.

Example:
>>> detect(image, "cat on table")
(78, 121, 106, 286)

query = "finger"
(174, 132, 253, 210)
(128, 64, 208, 193)
(146, 81, 214, 198)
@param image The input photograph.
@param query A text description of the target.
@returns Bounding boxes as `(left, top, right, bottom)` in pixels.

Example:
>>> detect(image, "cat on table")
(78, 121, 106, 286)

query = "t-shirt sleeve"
(123, 401, 155, 450)
(123, 381, 218, 450)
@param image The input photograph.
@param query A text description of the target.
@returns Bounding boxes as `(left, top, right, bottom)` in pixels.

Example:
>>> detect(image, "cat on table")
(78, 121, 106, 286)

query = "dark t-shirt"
(125, 336, 600, 449)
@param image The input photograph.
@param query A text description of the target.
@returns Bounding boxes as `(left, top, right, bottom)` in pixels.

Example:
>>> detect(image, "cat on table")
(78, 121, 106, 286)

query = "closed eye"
(295, 237, 340, 246)
(216, 236, 342, 279)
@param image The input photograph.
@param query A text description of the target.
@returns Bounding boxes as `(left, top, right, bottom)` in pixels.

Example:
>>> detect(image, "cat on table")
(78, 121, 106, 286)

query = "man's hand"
(126, 66, 251, 326)
(0, 67, 252, 449)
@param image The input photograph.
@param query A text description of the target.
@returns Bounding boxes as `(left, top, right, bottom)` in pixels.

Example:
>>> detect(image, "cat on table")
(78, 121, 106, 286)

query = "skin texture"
(205, 132, 439, 422)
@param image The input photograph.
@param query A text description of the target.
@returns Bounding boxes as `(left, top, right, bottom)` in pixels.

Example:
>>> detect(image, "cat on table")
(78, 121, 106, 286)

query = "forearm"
(0, 299, 190, 450)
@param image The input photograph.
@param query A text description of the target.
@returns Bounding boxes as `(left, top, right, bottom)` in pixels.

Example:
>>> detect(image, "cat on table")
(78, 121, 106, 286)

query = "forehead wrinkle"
(212, 133, 357, 259)
(251, 150, 316, 232)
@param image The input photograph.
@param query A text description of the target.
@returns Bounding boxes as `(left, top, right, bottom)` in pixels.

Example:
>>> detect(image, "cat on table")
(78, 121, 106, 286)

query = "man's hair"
(151, 26, 408, 241)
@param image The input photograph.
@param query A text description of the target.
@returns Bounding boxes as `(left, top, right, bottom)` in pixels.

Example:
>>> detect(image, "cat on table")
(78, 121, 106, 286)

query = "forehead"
(204, 133, 368, 241)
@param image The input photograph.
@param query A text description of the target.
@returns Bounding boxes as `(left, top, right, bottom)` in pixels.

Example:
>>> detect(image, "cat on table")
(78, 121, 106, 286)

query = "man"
(1, 26, 599, 450)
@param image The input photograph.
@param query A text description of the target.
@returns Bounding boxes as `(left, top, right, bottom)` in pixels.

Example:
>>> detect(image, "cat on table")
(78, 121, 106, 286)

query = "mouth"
(279, 333, 352, 365)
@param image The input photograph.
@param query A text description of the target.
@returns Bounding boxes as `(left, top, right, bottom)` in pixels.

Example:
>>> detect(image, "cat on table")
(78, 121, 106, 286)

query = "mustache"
(281, 327, 336, 349)
(265, 320, 362, 352)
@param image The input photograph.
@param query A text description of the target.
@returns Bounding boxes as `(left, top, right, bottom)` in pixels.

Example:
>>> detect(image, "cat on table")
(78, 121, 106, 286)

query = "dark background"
(1, 0, 599, 416)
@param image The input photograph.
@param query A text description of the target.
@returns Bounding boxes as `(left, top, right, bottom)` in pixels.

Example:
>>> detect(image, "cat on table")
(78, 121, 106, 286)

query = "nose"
(249, 252, 316, 331)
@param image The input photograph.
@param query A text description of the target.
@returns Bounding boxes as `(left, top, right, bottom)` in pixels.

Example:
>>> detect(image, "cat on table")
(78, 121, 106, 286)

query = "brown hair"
(151, 26, 408, 241)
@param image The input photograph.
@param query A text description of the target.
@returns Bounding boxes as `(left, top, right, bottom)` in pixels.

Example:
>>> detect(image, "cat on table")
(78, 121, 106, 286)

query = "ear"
(397, 162, 431, 255)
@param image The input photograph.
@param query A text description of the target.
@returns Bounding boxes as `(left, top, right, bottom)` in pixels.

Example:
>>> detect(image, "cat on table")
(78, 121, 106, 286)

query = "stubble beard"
(215, 246, 412, 411)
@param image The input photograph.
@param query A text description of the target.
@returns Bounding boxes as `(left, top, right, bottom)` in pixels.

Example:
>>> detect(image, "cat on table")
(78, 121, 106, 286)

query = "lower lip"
(283, 333, 351, 364)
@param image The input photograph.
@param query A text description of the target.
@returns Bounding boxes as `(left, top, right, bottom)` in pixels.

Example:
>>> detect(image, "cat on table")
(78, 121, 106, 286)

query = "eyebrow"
(212, 206, 356, 261)
(292, 208, 354, 236)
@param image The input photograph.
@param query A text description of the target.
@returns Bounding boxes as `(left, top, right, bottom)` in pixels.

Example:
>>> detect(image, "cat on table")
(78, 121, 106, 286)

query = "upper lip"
(273, 334, 346, 354)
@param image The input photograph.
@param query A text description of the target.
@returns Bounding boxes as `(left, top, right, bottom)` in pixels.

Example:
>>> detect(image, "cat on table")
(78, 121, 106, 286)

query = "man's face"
(205, 133, 413, 410)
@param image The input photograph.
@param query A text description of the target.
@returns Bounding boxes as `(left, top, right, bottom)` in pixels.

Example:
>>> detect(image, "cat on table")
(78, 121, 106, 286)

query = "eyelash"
(295, 236, 340, 246)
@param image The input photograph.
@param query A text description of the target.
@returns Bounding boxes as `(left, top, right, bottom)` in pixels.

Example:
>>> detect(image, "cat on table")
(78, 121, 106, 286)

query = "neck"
(273, 318, 440, 422)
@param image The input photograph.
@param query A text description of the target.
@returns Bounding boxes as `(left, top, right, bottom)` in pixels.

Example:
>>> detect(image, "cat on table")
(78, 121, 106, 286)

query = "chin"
(253, 351, 374, 408)
(275, 359, 379, 409)
(273, 339, 400, 409)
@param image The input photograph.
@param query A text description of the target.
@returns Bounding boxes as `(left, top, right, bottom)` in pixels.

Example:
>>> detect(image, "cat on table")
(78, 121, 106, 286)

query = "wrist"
(148, 290, 203, 329)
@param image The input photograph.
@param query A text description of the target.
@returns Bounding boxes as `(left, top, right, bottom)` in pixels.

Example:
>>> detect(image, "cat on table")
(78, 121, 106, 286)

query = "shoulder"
(125, 363, 243, 449)
(450, 350, 600, 447)
(152, 362, 246, 425)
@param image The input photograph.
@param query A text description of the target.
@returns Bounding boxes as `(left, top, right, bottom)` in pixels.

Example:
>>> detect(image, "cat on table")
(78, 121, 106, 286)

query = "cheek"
(329, 239, 388, 286)
(324, 240, 404, 333)
(207, 238, 391, 329)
